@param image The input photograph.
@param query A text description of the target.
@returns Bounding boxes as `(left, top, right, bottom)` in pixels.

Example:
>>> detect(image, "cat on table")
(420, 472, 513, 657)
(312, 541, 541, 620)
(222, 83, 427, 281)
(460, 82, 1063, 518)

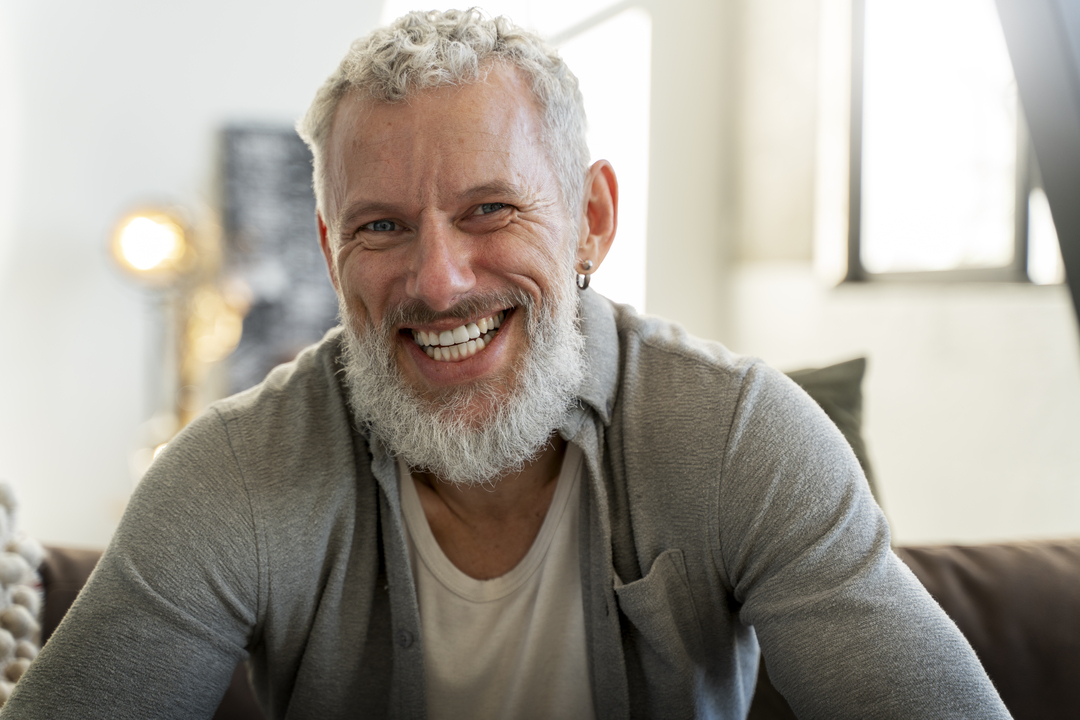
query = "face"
(318, 65, 601, 483)
(319, 65, 580, 424)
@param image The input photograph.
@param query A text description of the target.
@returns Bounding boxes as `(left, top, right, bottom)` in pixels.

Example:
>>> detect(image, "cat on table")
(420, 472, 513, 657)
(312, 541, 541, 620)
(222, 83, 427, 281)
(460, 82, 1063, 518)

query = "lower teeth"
(423, 329, 498, 361)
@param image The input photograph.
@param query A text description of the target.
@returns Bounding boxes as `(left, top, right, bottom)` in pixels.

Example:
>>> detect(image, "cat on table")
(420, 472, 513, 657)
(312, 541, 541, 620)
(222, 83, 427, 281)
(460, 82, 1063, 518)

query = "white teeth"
(416, 330, 497, 362)
(409, 311, 507, 362)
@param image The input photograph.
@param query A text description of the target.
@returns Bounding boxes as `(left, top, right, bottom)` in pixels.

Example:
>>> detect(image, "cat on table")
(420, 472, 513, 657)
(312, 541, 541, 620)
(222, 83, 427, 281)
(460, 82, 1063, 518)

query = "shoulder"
(203, 327, 358, 470)
(603, 300, 805, 433)
(213, 326, 350, 432)
(598, 296, 876, 552)
(606, 300, 865, 500)
(142, 327, 367, 532)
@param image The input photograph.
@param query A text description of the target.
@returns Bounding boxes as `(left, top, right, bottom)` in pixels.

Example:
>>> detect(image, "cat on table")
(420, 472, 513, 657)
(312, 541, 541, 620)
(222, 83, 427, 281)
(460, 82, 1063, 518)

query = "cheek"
(337, 253, 401, 328)
(520, 233, 574, 289)
(495, 219, 574, 282)
(335, 261, 373, 320)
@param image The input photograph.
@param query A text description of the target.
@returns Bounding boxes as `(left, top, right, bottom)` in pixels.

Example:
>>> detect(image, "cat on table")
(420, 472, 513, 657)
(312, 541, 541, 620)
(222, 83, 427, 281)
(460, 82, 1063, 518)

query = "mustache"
(380, 288, 533, 330)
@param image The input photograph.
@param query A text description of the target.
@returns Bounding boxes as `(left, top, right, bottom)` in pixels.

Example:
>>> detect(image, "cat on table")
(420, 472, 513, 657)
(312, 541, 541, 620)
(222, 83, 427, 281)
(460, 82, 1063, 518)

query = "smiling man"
(4, 9, 1012, 720)
(323, 62, 596, 496)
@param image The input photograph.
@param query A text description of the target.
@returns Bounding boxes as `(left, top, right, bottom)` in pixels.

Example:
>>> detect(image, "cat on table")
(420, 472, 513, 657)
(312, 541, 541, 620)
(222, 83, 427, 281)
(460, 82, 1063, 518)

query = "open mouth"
(409, 310, 507, 362)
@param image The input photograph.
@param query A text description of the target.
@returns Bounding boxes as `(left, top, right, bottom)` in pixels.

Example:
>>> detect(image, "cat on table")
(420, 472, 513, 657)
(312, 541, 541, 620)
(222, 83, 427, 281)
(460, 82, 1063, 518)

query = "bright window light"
(558, 7, 651, 311)
(1028, 188, 1065, 285)
(860, 0, 1019, 274)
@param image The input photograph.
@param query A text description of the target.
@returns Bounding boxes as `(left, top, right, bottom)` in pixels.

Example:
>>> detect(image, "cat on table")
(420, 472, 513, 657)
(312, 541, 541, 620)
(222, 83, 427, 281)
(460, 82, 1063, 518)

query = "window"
(842, 0, 1064, 283)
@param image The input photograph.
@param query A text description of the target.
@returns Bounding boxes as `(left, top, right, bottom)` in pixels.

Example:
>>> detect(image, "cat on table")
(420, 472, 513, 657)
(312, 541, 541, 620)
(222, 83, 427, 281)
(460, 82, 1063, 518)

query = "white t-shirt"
(399, 445, 596, 720)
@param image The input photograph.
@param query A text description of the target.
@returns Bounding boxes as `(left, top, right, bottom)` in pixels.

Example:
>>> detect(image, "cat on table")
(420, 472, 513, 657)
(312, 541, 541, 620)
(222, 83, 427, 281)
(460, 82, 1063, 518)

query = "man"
(5, 9, 1010, 720)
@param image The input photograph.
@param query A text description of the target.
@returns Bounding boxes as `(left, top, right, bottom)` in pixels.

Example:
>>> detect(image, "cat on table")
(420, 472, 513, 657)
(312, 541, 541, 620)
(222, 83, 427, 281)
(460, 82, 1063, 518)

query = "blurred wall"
(0, 0, 383, 546)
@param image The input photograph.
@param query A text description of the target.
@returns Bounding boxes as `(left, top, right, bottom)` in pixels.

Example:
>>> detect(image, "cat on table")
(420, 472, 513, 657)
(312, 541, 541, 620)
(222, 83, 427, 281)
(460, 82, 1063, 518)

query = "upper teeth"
(411, 311, 505, 362)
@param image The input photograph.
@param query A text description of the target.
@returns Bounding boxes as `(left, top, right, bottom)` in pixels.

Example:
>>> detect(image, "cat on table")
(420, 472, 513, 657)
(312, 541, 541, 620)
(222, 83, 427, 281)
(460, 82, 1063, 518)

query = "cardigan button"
(396, 629, 415, 648)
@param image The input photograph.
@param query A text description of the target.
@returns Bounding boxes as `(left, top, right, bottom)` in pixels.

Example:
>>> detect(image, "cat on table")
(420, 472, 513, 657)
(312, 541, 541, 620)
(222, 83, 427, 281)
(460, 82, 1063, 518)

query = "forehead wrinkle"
(327, 72, 556, 223)
(338, 141, 547, 222)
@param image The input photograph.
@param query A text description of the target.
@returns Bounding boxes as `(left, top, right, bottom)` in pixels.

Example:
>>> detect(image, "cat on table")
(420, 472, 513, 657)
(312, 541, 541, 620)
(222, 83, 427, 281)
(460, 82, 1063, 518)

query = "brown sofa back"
(896, 539, 1080, 719)
(40, 539, 1080, 719)
(750, 538, 1080, 719)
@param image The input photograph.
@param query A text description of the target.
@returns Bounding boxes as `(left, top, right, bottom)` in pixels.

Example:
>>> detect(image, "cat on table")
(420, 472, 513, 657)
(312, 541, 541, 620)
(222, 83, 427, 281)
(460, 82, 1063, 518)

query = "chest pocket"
(614, 548, 706, 671)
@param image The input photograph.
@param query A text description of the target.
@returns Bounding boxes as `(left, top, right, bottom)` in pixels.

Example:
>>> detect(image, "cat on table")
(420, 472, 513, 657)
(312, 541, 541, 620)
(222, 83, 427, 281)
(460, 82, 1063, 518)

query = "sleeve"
(718, 363, 1012, 719)
(1, 408, 261, 720)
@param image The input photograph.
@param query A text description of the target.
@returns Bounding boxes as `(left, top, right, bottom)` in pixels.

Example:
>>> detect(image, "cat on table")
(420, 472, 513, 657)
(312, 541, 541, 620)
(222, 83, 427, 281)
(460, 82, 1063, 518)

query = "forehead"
(324, 65, 555, 213)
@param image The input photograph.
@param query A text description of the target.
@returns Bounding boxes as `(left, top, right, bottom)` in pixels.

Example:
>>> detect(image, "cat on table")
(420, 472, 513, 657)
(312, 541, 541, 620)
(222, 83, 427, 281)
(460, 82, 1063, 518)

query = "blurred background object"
(219, 126, 337, 394)
(995, 0, 1080, 329)
(108, 202, 250, 476)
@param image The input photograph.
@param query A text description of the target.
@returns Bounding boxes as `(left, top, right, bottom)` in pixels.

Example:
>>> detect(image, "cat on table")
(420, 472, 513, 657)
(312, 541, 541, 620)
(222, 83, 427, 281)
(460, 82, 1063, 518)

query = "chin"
(338, 281, 586, 484)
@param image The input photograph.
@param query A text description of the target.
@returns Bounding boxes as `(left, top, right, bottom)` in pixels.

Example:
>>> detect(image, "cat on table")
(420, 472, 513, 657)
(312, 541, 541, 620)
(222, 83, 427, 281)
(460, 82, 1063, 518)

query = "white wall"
(0, 0, 383, 547)
(642, 0, 736, 343)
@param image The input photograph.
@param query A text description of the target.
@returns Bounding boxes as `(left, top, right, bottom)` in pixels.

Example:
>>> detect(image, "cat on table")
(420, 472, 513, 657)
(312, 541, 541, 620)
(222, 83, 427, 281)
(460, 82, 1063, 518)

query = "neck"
(411, 434, 568, 579)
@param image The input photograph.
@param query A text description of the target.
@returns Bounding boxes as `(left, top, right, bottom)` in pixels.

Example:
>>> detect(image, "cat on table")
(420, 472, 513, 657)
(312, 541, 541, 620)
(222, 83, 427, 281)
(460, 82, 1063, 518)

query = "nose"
(405, 219, 476, 312)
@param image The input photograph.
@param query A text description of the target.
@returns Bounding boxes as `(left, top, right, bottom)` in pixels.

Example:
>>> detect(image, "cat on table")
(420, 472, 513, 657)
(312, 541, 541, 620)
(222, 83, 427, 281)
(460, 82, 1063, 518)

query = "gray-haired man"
(5, 9, 1010, 720)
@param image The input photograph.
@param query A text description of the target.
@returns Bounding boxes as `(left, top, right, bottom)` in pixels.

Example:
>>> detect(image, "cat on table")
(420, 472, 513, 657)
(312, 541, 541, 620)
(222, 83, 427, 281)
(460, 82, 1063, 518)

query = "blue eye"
(364, 219, 398, 232)
(477, 203, 507, 215)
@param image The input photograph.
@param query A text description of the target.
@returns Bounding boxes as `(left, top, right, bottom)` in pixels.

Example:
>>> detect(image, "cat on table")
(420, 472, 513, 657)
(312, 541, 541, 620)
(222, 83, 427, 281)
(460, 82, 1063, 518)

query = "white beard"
(339, 279, 586, 487)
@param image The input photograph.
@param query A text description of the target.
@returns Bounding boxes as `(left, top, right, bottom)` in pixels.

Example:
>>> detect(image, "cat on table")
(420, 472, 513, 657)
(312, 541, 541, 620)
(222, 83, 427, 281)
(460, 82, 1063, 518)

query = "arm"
(3, 410, 260, 719)
(720, 364, 1011, 719)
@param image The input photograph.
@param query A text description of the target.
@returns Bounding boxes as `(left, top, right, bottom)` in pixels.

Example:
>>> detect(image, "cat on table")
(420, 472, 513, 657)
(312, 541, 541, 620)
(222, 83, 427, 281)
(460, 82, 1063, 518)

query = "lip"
(400, 306, 511, 335)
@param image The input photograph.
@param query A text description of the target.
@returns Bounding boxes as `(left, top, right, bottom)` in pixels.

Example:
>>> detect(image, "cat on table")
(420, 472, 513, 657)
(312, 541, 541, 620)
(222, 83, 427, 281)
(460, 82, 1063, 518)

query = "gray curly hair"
(296, 8, 590, 221)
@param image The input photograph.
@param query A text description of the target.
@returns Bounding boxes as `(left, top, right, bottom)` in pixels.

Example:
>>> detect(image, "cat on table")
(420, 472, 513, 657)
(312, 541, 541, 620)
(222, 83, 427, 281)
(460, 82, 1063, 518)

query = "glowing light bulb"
(118, 216, 184, 271)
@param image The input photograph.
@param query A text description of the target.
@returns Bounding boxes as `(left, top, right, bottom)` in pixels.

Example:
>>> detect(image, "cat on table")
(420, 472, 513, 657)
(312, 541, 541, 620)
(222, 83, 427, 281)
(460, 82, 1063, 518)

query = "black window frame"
(845, 0, 1039, 284)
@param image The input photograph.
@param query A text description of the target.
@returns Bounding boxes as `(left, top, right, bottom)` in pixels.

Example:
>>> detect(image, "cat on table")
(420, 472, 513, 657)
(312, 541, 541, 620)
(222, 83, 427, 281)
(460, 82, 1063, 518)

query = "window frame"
(845, 0, 1035, 284)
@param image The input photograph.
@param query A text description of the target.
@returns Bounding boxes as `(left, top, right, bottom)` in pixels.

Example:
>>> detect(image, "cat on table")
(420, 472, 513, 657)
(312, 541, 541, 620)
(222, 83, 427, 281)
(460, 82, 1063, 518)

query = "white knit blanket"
(0, 482, 44, 706)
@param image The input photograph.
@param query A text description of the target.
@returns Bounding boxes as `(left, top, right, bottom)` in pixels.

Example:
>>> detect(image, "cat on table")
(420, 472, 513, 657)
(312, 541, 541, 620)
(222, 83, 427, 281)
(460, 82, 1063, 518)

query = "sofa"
(37, 537, 1080, 719)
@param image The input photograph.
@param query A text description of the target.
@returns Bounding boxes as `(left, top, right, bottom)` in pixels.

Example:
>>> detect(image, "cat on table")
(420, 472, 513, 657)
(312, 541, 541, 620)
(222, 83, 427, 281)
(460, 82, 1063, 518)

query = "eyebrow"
(335, 180, 530, 232)
(460, 181, 529, 203)
(336, 201, 400, 234)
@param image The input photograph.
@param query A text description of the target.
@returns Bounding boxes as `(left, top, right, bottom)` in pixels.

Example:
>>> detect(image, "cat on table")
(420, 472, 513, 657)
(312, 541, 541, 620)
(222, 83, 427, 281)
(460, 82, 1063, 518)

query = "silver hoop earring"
(576, 259, 594, 290)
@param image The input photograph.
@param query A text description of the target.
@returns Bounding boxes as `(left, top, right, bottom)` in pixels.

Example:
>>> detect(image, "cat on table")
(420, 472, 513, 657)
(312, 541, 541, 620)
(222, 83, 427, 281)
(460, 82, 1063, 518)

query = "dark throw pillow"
(785, 357, 879, 504)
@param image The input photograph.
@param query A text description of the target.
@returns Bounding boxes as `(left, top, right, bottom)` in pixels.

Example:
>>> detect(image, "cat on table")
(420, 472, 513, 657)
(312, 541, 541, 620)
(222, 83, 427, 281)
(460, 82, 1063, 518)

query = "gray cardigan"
(5, 290, 1010, 719)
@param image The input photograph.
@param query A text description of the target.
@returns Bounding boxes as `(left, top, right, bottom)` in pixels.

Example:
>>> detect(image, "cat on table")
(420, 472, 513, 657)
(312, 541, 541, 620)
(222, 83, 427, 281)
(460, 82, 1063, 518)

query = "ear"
(575, 160, 618, 276)
(317, 211, 340, 292)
